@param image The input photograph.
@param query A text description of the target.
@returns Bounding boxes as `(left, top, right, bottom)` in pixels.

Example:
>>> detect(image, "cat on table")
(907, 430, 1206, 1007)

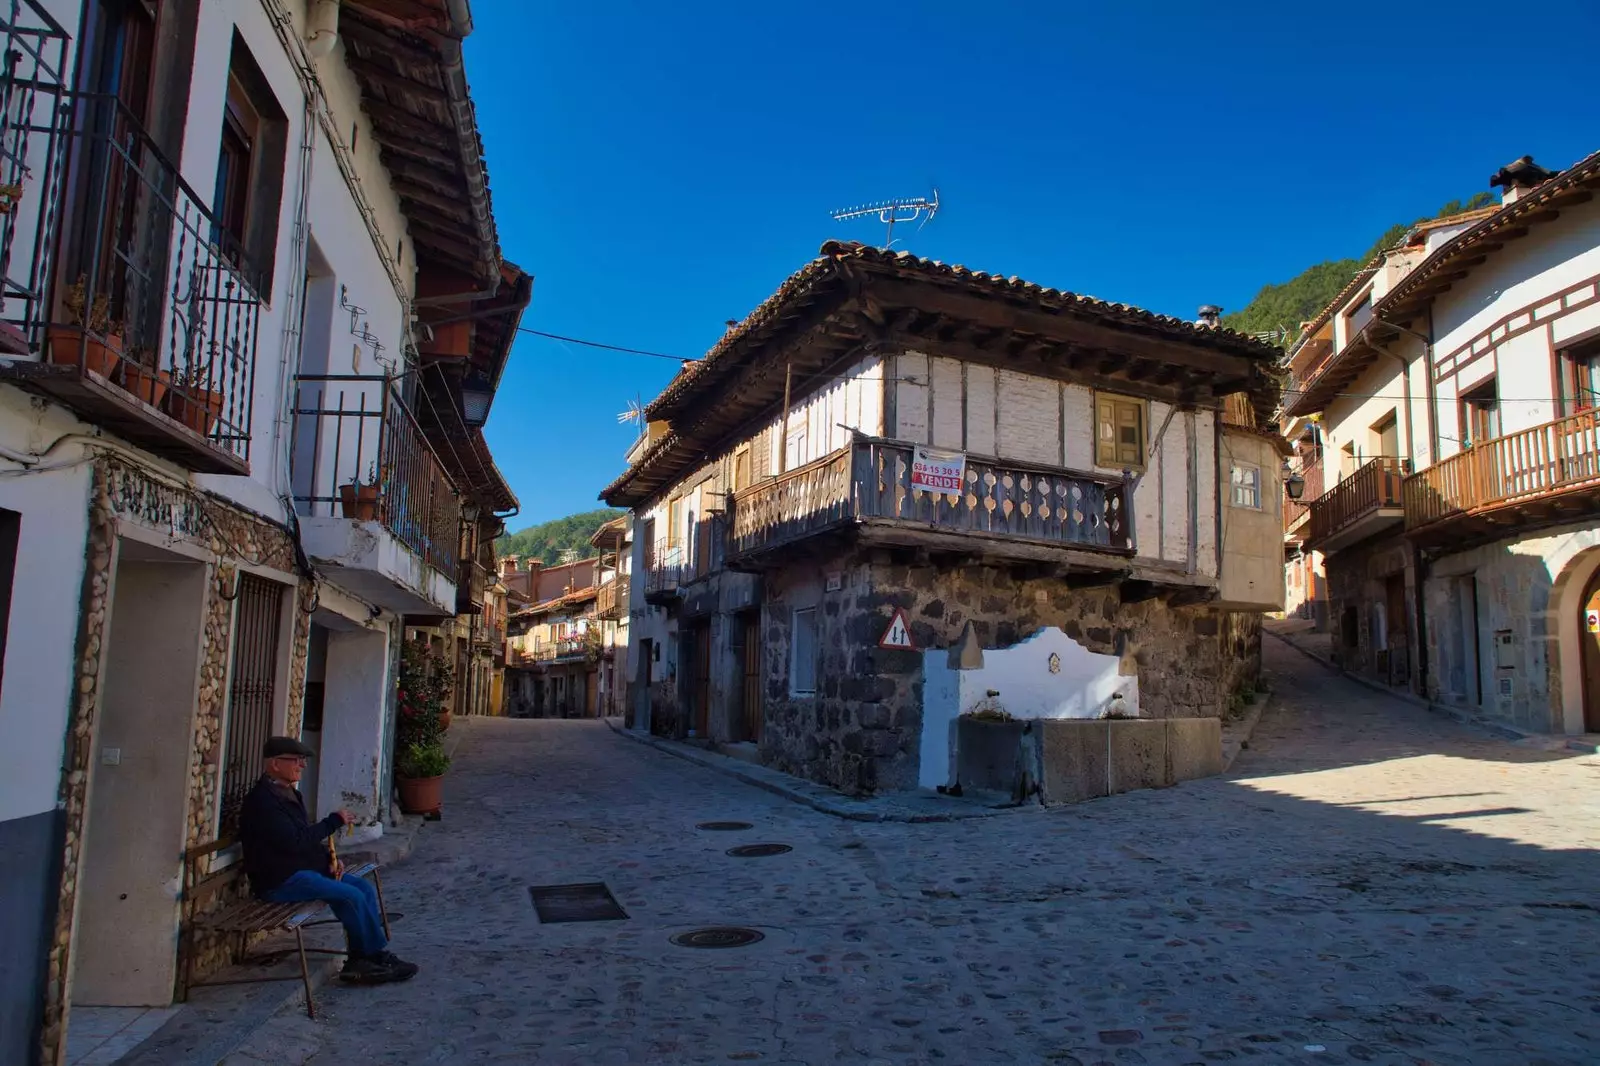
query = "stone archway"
(1546, 537, 1600, 735)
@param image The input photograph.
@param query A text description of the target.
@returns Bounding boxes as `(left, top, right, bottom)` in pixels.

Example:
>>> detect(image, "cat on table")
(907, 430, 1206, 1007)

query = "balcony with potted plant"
(0, 93, 262, 474)
(289, 374, 463, 616)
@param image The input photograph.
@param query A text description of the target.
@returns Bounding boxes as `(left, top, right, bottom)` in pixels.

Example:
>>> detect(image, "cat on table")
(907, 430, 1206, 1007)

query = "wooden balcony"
(1283, 460, 1324, 542)
(1405, 409, 1600, 548)
(595, 578, 625, 620)
(1304, 457, 1409, 554)
(729, 439, 1133, 569)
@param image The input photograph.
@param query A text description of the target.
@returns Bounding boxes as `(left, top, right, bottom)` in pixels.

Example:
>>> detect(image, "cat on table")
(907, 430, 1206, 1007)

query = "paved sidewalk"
(219, 645, 1600, 1065)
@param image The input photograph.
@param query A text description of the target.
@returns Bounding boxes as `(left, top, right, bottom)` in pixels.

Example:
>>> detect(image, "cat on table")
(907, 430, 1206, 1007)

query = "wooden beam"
(344, 54, 452, 106)
(864, 275, 1262, 380)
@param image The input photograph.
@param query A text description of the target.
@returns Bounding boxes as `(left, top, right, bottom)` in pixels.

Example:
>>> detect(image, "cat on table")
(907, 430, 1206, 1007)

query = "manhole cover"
(670, 927, 765, 949)
(696, 821, 754, 831)
(726, 843, 792, 858)
(528, 882, 629, 923)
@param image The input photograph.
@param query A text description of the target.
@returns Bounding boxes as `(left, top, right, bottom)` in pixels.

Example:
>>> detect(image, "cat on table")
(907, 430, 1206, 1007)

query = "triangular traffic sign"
(878, 608, 916, 651)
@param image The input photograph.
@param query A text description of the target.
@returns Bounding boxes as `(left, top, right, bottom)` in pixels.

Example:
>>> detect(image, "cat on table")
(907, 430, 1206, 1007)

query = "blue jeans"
(262, 870, 388, 957)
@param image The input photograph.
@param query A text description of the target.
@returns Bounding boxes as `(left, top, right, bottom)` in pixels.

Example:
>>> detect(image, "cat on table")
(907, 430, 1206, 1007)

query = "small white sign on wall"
(1587, 609, 1599, 634)
(879, 609, 916, 650)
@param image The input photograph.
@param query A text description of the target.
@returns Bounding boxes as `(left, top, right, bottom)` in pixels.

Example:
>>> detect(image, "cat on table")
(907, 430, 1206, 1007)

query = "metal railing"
(1405, 409, 1600, 530)
(526, 633, 593, 662)
(644, 546, 686, 597)
(1305, 456, 1408, 547)
(290, 375, 462, 575)
(730, 439, 1132, 560)
(23, 92, 261, 462)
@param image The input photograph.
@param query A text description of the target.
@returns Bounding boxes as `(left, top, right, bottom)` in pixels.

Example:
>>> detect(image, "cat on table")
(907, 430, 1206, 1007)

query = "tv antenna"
(616, 395, 644, 425)
(830, 188, 940, 248)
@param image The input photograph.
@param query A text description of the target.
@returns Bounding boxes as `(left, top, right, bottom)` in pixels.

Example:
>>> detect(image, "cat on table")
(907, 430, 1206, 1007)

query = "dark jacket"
(238, 775, 343, 895)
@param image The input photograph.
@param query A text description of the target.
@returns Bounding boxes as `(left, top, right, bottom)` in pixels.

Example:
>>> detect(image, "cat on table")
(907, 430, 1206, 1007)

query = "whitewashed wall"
(918, 627, 1138, 789)
(887, 350, 1215, 573)
(763, 355, 885, 471)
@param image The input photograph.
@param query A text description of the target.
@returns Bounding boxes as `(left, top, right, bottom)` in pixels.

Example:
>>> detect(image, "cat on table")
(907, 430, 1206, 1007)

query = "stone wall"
(41, 460, 314, 1066)
(759, 551, 1252, 796)
(1323, 534, 1416, 690)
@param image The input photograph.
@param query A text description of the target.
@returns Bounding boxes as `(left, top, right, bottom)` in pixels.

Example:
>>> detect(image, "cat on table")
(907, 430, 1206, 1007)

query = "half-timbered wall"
(885, 350, 1217, 575)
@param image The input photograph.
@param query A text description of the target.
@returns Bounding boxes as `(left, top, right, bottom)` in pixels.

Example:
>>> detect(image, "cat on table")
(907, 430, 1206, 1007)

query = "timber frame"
(603, 240, 1282, 509)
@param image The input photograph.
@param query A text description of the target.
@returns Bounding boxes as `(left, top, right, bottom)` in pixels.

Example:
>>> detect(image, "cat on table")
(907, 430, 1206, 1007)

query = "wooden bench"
(179, 837, 389, 1019)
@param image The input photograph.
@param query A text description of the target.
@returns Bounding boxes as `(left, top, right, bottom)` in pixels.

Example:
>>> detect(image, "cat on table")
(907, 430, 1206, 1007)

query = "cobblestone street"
(227, 638, 1600, 1066)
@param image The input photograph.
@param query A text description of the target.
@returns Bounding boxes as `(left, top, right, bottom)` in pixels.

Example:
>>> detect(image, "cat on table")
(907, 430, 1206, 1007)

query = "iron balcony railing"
(290, 375, 463, 576)
(730, 438, 1132, 561)
(4, 91, 263, 465)
(1305, 456, 1408, 548)
(1405, 408, 1600, 531)
(644, 545, 687, 598)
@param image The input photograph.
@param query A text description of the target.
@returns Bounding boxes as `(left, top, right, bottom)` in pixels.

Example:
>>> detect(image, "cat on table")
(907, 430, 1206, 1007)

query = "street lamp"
(460, 367, 494, 428)
(1283, 462, 1306, 500)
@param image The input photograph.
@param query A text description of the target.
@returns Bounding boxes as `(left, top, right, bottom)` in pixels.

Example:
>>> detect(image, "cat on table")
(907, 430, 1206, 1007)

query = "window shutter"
(1096, 399, 1117, 466)
(1116, 402, 1143, 465)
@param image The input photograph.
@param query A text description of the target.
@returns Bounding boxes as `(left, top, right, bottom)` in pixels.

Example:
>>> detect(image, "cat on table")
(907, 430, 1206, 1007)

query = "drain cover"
(726, 843, 792, 858)
(528, 882, 629, 923)
(696, 821, 754, 831)
(670, 927, 765, 949)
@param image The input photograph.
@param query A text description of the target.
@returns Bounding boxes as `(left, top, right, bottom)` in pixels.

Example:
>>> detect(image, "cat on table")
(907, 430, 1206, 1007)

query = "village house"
(592, 515, 633, 717)
(0, 3, 525, 1063)
(1287, 150, 1600, 735)
(601, 241, 1287, 795)
(502, 549, 633, 718)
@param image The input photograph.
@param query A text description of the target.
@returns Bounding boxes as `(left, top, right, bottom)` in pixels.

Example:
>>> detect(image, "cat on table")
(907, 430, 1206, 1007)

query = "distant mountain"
(1223, 192, 1497, 346)
(495, 508, 623, 563)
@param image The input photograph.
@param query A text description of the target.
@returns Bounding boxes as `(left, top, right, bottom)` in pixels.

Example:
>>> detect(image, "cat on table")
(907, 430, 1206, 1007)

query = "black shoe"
(339, 956, 394, 984)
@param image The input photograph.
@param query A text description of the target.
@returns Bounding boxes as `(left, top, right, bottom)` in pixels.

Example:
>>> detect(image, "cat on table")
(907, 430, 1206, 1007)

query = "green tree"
(495, 508, 624, 562)
(1224, 192, 1497, 346)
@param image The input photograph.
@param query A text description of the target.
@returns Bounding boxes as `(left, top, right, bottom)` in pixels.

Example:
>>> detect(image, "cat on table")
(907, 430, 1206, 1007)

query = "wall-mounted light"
(1283, 462, 1306, 500)
(460, 367, 494, 428)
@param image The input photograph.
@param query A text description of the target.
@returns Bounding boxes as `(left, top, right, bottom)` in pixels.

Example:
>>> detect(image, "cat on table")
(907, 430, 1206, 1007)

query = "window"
(1460, 379, 1499, 447)
(211, 34, 288, 289)
(785, 424, 807, 471)
(218, 573, 285, 837)
(790, 607, 817, 696)
(1370, 411, 1399, 458)
(666, 498, 683, 549)
(1095, 393, 1146, 469)
(1561, 339, 1600, 415)
(640, 518, 656, 570)
(1229, 463, 1261, 509)
(1344, 291, 1373, 341)
(732, 447, 751, 492)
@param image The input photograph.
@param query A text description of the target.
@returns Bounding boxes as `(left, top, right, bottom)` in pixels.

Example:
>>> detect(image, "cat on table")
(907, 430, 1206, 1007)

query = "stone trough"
(956, 716, 1223, 805)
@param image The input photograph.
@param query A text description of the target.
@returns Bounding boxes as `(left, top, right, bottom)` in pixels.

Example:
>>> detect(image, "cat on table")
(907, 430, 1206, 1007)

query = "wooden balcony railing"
(290, 375, 463, 576)
(595, 578, 625, 619)
(1306, 456, 1408, 548)
(1405, 409, 1600, 531)
(730, 439, 1131, 561)
(1283, 459, 1324, 535)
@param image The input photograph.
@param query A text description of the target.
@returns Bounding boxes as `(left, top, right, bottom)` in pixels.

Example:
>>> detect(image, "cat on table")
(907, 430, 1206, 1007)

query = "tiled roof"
(605, 241, 1281, 506)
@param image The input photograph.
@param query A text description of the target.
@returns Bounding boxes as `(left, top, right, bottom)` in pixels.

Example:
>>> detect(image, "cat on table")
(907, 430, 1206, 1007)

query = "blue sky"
(467, 1, 1600, 529)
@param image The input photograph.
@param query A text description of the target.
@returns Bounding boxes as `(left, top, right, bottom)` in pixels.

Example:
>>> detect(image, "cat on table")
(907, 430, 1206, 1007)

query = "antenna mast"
(830, 188, 940, 247)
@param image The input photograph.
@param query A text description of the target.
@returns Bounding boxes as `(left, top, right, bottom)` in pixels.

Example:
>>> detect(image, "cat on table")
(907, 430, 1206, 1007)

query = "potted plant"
(164, 358, 225, 435)
(117, 345, 168, 407)
(394, 740, 449, 814)
(49, 275, 122, 377)
(339, 462, 382, 521)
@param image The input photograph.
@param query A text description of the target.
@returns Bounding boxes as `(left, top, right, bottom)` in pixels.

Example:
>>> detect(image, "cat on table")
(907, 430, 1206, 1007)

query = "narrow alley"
(214, 637, 1600, 1066)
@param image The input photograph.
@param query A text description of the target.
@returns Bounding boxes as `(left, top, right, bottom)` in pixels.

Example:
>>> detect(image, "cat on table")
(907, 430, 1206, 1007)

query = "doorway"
(1582, 569, 1600, 732)
(72, 542, 206, 1006)
(1384, 575, 1409, 685)
(1453, 576, 1482, 706)
(687, 622, 712, 738)
(739, 612, 763, 743)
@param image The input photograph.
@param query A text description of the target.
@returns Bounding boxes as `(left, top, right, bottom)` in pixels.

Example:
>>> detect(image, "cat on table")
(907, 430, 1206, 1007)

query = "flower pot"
(437, 710, 452, 731)
(396, 773, 443, 815)
(118, 362, 169, 407)
(48, 326, 121, 378)
(165, 387, 224, 436)
(338, 482, 381, 521)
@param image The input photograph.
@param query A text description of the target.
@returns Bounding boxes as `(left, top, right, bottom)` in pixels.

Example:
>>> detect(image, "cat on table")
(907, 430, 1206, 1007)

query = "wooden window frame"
(1459, 378, 1499, 447)
(1094, 392, 1148, 471)
(1228, 462, 1262, 510)
(1559, 337, 1600, 415)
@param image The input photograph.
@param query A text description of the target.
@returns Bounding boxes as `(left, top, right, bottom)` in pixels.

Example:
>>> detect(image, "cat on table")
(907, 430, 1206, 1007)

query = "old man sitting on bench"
(240, 736, 419, 985)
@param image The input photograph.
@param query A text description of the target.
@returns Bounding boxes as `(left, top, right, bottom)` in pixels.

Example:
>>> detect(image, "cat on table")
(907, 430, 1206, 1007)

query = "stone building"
(1288, 150, 1600, 735)
(0, 3, 526, 1063)
(602, 241, 1286, 795)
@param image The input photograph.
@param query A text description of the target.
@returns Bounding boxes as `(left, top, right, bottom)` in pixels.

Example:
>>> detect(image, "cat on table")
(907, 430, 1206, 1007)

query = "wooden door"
(740, 614, 763, 743)
(1582, 572, 1600, 732)
(692, 623, 711, 737)
(1385, 575, 1408, 684)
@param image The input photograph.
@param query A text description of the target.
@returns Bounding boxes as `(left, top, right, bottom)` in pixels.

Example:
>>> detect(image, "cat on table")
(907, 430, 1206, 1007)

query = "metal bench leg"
(296, 928, 316, 1020)
(371, 867, 391, 941)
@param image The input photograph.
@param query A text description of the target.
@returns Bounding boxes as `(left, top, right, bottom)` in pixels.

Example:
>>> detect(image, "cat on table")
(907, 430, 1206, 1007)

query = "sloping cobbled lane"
(226, 638, 1600, 1065)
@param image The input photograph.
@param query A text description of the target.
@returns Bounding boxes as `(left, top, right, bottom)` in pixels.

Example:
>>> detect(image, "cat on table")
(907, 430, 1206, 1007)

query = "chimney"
(1491, 155, 1557, 205)
(500, 555, 519, 577)
(1196, 305, 1222, 330)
